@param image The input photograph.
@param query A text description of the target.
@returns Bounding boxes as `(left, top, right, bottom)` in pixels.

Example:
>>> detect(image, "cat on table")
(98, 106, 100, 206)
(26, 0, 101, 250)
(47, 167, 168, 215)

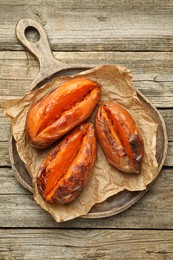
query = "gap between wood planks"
(0, 227, 173, 230)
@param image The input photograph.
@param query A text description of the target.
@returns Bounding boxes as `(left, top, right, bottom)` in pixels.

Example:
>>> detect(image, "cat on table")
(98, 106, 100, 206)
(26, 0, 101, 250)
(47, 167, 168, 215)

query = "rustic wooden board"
(0, 229, 173, 259)
(0, 168, 172, 228)
(0, 0, 173, 51)
(4, 18, 167, 220)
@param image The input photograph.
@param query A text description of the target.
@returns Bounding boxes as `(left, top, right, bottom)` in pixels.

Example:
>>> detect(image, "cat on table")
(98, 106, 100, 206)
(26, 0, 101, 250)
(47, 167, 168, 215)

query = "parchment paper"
(3, 65, 158, 222)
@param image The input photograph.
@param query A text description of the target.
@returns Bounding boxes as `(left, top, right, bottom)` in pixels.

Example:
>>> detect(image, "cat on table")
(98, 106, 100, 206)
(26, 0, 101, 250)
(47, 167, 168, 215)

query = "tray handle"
(16, 19, 63, 91)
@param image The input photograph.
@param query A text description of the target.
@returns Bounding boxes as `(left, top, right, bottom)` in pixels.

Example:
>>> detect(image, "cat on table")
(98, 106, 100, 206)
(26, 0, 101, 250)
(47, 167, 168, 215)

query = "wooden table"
(1, 1, 173, 259)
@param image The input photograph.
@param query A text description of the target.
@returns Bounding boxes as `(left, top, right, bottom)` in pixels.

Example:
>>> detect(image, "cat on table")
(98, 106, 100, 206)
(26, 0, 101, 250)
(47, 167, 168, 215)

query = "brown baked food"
(95, 101, 144, 174)
(37, 122, 96, 204)
(26, 78, 101, 149)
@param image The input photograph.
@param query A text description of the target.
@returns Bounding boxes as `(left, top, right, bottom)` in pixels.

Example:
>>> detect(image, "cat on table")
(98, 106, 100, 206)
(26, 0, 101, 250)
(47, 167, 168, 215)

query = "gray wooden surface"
(0, 1, 173, 259)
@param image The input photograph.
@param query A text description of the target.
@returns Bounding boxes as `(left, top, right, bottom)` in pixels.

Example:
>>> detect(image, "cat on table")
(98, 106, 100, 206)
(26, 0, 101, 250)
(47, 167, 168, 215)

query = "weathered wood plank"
(0, 168, 26, 195)
(159, 110, 173, 142)
(0, 168, 172, 228)
(0, 51, 173, 107)
(165, 142, 173, 166)
(0, 0, 173, 51)
(1, 51, 173, 81)
(0, 229, 173, 260)
(0, 109, 10, 142)
(0, 142, 10, 166)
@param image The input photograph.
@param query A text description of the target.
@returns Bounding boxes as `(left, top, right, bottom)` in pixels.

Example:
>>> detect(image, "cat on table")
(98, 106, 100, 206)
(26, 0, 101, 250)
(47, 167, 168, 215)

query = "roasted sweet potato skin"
(37, 122, 96, 204)
(26, 78, 101, 149)
(95, 101, 144, 174)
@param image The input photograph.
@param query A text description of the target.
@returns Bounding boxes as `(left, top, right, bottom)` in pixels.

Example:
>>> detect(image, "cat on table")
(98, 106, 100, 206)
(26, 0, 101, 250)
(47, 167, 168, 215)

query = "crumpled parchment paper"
(3, 65, 158, 222)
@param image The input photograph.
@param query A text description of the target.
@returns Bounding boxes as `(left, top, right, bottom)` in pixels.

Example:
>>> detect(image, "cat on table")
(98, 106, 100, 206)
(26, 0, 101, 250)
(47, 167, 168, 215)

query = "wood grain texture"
(165, 142, 173, 166)
(0, 168, 172, 228)
(0, 229, 173, 259)
(0, 0, 173, 51)
(0, 51, 173, 107)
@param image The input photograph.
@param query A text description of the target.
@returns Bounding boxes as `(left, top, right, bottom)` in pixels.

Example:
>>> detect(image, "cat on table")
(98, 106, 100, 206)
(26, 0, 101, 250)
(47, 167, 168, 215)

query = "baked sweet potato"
(37, 122, 96, 204)
(95, 101, 144, 174)
(26, 78, 101, 149)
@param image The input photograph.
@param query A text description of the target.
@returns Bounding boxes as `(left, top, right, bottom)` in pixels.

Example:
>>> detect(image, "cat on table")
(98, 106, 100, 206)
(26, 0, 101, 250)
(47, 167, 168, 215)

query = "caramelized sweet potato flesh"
(26, 78, 101, 148)
(95, 101, 144, 174)
(37, 122, 96, 204)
